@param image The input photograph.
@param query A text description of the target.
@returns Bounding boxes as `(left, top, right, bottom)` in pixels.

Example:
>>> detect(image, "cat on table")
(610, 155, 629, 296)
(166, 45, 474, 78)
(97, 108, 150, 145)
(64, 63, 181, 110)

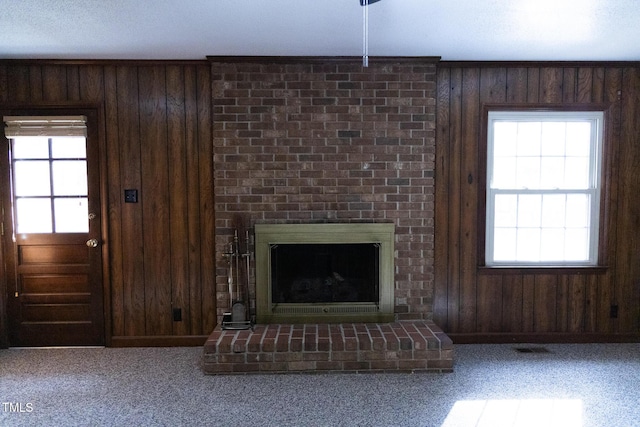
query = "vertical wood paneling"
(459, 67, 480, 331)
(502, 275, 523, 332)
(534, 274, 557, 332)
(116, 66, 146, 335)
(184, 65, 203, 334)
(576, 68, 594, 103)
(103, 65, 125, 337)
(476, 68, 506, 333)
(139, 66, 172, 335)
(446, 68, 463, 332)
(79, 65, 105, 102)
(434, 67, 451, 329)
(592, 67, 605, 102)
(556, 275, 569, 332)
(66, 65, 81, 101)
(526, 67, 540, 102)
(539, 67, 563, 103)
(506, 68, 528, 103)
(567, 274, 586, 332)
(6, 65, 30, 101)
(166, 65, 190, 336)
(0, 65, 7, 103)
(28, 65, 43, 101)
(584, 275, 599, 332)
(477, 275, 502, 332)
(197, 65, 215, 333)
(562, 67, 576, 102)
(0, 60, 215, 342)
(42, 65, 67, 101)
(436, 62, 640, 340)
(617, 67, 640, 333)
(522, 275, 535, 332)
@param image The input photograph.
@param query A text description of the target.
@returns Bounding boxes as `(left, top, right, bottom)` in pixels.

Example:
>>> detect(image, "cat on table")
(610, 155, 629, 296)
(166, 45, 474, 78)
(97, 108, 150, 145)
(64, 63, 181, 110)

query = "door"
(1, 109, 104, 346)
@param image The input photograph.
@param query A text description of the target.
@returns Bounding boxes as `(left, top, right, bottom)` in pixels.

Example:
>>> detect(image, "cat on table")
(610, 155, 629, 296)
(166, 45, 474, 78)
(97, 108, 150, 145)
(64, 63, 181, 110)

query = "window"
(485, 110, 604, 267)
(4, 116, 89, 234)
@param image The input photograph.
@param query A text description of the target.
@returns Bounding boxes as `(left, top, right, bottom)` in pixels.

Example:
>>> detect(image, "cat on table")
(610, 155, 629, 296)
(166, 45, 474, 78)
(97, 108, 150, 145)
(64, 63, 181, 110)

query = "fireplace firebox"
(255, 223, 395, 323)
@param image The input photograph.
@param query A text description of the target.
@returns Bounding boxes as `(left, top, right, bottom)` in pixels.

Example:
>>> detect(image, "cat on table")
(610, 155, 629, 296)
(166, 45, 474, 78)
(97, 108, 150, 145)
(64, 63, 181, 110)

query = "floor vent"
(514, 347, 550, 353)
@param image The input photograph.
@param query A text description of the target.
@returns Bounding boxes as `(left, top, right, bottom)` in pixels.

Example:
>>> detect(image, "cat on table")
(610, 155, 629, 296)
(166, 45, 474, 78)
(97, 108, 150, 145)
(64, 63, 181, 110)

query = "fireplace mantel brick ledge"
(203, 320, 453, 374)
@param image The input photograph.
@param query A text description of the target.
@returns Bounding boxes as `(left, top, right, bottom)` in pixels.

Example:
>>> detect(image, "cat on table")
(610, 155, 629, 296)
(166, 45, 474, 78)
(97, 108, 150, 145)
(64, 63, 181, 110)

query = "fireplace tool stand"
(222, 230, 252, 330)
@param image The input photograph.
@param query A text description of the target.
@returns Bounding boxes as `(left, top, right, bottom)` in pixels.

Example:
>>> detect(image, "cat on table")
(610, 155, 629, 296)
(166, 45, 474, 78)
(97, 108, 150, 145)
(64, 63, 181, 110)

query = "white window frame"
(485, 110, 604, 267)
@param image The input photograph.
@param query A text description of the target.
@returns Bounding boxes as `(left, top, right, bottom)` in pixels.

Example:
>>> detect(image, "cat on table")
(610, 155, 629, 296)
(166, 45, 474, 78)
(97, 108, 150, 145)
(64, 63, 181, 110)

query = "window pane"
(566, 122, 591, 157)
(566, 194, 590, 228)
(541, 194, 566, 228)
(12, 137, 49, 159)
(517, 122, 542, 156)
(516, 228, 540, 262)
(51, 136, 86, 159)
(494, 122, 517, 157)
(541, 122, 566, 156)
(540, 157, 565, 189)
(16, 198, 52, 233)
(494, 228, 516, 261)
(564, 157, 590, 189)
(495, 194, 518, 227)
(540, 228, 565, 261)
(54, 198, 89, 232)
(565, 228, 589, 261)
(52, 160, 87, 196)
(516, 157, 540, 189)
(493, 157, 517, 188)
(517, 194, 542, 227)
(14, 161, 51, 196)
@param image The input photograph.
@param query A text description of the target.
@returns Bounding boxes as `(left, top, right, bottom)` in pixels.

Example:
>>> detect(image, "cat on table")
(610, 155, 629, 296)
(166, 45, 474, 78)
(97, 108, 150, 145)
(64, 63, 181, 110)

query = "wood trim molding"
(439, 60, 640, 68)
(110, 335, 209, 347)
(450, 333, 640, 344)
(207, 55, 441, 64)
(0, 59, 209, 66)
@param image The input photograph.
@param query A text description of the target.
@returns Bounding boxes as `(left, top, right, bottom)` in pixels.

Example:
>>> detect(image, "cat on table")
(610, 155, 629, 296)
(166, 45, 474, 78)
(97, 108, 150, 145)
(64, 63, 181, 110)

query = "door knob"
(86, 238, 99, 248)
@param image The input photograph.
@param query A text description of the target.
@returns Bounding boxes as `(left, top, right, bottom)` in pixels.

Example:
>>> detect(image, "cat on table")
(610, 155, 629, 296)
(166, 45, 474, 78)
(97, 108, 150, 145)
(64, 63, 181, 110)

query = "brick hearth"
(203, 321, 453, 374)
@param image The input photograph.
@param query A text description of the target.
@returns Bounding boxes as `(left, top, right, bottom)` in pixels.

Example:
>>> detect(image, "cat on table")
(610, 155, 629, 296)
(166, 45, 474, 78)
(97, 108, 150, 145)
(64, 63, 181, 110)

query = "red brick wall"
(211, 58, 437, 323)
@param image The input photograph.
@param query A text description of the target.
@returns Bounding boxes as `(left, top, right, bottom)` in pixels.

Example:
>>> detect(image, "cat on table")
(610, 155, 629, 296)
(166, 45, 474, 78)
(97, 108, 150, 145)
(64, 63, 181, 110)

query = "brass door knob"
(86, 238, 99, 248)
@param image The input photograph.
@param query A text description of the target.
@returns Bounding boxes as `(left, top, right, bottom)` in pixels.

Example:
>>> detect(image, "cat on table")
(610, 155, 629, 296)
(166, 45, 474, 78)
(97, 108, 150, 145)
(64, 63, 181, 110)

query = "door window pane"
(14, 161, 51, 196)
(11, 135, 89, 234)
(16, 199, 53, 233)
(54, 198, 89, 233)
(12, 136, 49, 159)
(51, 136, 86, 158)
(52, 160, 87, 196)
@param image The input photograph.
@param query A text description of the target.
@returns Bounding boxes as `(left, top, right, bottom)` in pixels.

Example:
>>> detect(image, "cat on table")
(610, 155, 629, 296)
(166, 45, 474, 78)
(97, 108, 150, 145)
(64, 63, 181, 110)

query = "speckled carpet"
(1, 343, 638, 426)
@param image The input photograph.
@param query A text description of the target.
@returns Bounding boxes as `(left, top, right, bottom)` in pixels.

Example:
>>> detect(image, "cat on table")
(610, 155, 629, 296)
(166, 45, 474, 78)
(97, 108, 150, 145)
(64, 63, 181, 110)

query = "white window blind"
(3, 116, 87, 138)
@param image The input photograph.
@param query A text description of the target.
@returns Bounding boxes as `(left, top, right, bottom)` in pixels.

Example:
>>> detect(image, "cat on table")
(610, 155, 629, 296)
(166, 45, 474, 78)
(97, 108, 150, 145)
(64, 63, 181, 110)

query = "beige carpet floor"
(1, 343, 639, 426)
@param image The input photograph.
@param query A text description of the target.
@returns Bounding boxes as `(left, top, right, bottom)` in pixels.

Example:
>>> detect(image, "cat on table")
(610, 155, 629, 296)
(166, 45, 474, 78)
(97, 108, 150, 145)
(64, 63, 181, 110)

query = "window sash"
(485, 111, 603, 267)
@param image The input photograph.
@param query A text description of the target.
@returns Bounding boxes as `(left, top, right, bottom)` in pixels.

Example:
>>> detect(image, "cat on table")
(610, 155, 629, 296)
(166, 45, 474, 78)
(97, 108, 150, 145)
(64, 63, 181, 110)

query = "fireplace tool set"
(222, 230, 252, 330)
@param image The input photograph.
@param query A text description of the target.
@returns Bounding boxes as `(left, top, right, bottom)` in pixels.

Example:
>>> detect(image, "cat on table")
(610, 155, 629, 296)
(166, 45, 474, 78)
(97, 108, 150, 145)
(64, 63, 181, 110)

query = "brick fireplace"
(204, 56, 452, 373)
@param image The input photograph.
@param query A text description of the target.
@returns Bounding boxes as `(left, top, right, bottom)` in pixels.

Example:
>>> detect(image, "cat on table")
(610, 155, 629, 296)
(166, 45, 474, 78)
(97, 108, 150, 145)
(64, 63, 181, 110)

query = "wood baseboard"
(110, 335, 208, 347)
(448, 333, 640, 344)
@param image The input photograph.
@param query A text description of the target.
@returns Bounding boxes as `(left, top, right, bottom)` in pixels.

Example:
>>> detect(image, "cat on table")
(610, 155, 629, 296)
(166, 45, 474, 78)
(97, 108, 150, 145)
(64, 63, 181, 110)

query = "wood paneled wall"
(435, 63, 640, 341)
(0, 61, 215, 345)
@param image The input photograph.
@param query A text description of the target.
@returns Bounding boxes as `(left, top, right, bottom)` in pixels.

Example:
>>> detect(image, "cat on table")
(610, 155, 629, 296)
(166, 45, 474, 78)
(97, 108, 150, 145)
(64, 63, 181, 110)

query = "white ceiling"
(2, 0, 640, 61)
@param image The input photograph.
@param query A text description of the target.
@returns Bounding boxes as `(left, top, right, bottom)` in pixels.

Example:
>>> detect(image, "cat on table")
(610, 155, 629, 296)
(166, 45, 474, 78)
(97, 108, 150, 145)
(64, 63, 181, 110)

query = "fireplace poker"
(221, 241, 234, 326)
(242, 230, 251, 322)
(223, 229, 251, 330)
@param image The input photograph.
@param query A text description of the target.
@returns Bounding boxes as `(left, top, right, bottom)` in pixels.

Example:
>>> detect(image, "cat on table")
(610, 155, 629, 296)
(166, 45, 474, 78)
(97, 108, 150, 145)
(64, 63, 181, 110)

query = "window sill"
(477, 266, 608, 275)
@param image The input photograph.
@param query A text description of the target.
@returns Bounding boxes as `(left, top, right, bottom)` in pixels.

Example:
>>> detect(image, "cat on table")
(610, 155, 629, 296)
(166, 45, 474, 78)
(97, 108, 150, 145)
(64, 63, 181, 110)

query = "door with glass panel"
(2, 112, 104, 346)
